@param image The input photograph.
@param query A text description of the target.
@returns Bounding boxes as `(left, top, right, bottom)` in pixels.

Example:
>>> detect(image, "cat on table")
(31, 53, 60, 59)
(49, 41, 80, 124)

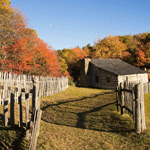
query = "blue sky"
(11, 0, 150, 50)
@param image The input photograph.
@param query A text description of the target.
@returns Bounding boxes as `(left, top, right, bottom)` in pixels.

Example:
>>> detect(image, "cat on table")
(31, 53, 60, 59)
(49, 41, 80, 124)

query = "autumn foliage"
(1, 1, 150, 79)
(58, 32, 150, 81)
(93, 35, 127, 59)
(82, 33, 150, 69)
(2, 37, 62, 76)
(57, 47, 87, 80)
(0, 1, 63, 76)
(72, 47, 87, 61)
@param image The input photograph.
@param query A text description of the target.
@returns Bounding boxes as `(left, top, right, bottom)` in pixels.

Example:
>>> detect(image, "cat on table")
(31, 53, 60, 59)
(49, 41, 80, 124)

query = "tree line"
(1, 1, 150, 80)
(58, 33, 150, 81)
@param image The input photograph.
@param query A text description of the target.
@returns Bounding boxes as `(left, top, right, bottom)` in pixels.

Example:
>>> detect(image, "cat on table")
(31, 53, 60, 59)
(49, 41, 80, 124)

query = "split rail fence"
(0, 71, 68, 150)
(116, 81, 150, 133)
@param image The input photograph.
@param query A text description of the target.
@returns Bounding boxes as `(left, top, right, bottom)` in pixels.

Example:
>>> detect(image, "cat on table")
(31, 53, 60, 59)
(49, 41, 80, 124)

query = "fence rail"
(0, 72, 68, 105)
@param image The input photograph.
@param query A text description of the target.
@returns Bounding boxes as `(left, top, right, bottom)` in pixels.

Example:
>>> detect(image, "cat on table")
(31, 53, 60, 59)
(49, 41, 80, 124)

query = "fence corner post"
(140, 81, 146, 131)
(135, 84, 141, 133)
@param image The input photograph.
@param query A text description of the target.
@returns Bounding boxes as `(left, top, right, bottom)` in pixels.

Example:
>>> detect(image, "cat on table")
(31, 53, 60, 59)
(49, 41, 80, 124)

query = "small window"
(95, 75, 99, 83)
(106, 77, 110, 83)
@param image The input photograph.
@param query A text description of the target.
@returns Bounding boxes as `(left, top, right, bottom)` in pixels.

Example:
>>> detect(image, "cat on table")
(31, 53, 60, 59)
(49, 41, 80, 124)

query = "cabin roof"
(91, 59, 148, 75)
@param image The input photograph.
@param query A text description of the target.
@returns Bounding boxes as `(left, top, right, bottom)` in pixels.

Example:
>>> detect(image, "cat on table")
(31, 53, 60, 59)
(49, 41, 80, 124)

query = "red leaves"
(135, 50, 146, 67)
(0, 3, 63, 77)
(2, 37, 63, 76)
(72, 47, 88, 62)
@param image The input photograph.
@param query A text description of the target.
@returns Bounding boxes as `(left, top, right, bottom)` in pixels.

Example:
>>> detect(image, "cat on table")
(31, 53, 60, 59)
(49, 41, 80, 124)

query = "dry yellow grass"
(0, 86, 150, 149)
(37, 86, 150, 150)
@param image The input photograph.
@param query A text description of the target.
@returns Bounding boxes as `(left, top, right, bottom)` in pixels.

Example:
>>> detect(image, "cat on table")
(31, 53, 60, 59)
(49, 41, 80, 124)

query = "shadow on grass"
(41, 91, 114, 111)
(41, 91, 135, 133)
(0, 115, 29, 150)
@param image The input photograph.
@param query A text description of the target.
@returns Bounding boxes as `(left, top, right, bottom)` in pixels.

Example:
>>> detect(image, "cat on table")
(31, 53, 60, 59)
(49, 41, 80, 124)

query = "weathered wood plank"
(25, 93, 30, 140)
(10, 93, 15, 127)
(29, 109, 42, 150)
(18, 94, 22, 127)
(120, 83, 125, 115)
(140, 81, 146, 131)
(3, 79, 8, 126)
(135, 84, 141, 133)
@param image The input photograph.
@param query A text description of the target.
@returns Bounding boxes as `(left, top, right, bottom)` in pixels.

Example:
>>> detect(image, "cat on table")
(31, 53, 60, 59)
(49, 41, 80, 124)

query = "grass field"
(0, 86, 150, 149)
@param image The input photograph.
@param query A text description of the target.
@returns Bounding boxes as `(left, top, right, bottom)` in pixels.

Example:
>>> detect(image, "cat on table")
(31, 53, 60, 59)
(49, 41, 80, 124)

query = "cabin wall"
(118, 73, 148, 84)
(88, 63, 118, 89)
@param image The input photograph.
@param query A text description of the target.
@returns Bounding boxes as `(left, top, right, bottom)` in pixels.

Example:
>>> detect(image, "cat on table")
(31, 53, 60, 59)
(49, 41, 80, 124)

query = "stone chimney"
(79, 58, 91, 86)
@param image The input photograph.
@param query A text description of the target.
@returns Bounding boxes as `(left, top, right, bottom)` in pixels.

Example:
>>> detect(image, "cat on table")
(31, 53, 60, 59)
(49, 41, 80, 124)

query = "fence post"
(116, 86, 119, 111)
(29, 76, 42, 150)
(25, 92, 30, 140)
(3, 79, 8, 126)
(120, 83, 124, 115)
(135, 84, 141, 133)
(18, 92, 23, 128)
(148, 82, 150, 93)
(32, 76, 40, 111)
(18, 75, 22, 127)
(10, 73, 15, 127)
(29, 109, 42, 150)
(140, 82, 146, 131)
(132, 87, 136, 123)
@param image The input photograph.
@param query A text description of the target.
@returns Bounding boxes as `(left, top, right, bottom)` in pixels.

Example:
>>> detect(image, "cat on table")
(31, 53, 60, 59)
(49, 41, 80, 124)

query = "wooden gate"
(116, 82, 147, 133)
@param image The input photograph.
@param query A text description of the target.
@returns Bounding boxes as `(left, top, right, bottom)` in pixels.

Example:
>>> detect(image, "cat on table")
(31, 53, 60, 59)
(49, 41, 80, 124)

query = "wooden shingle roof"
(91, 59, 148, 75)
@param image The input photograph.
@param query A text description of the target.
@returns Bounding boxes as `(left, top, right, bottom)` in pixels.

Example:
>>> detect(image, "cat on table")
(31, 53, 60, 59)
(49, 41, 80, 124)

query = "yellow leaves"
(0, 0, 11, 10)
(0, 5, 27, 50)
(94, 35, 127, 59)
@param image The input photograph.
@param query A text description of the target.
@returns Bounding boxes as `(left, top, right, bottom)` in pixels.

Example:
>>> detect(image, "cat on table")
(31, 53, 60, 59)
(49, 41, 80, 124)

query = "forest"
(1, 0, 150, 80)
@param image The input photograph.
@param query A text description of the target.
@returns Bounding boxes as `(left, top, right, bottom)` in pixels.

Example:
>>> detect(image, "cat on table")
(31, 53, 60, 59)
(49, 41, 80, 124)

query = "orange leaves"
(135, 50, 146, 67)
(31, 38, 62, 76)
(72, 47, 87, 62)
(58, 47, 88, 80)
(2, 37, 62, 76)
(0, 2, 63, 77)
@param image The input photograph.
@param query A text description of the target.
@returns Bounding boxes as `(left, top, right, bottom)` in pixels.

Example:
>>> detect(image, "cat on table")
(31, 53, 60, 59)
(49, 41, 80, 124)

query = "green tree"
(82, 43, 94, 58)
(58, 48, 74, 65)
(144, 33, 150, 44)
(133, 32, 149, 44)
(121, 34, 143, 66)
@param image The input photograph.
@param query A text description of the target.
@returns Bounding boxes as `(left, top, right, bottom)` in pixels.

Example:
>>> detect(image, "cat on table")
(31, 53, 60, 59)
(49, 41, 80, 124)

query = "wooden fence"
(0, 72, 68, 105)
(116, 81, 150, 133)
(143, 82, 150, 94)
(0, 71, 68, 150)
